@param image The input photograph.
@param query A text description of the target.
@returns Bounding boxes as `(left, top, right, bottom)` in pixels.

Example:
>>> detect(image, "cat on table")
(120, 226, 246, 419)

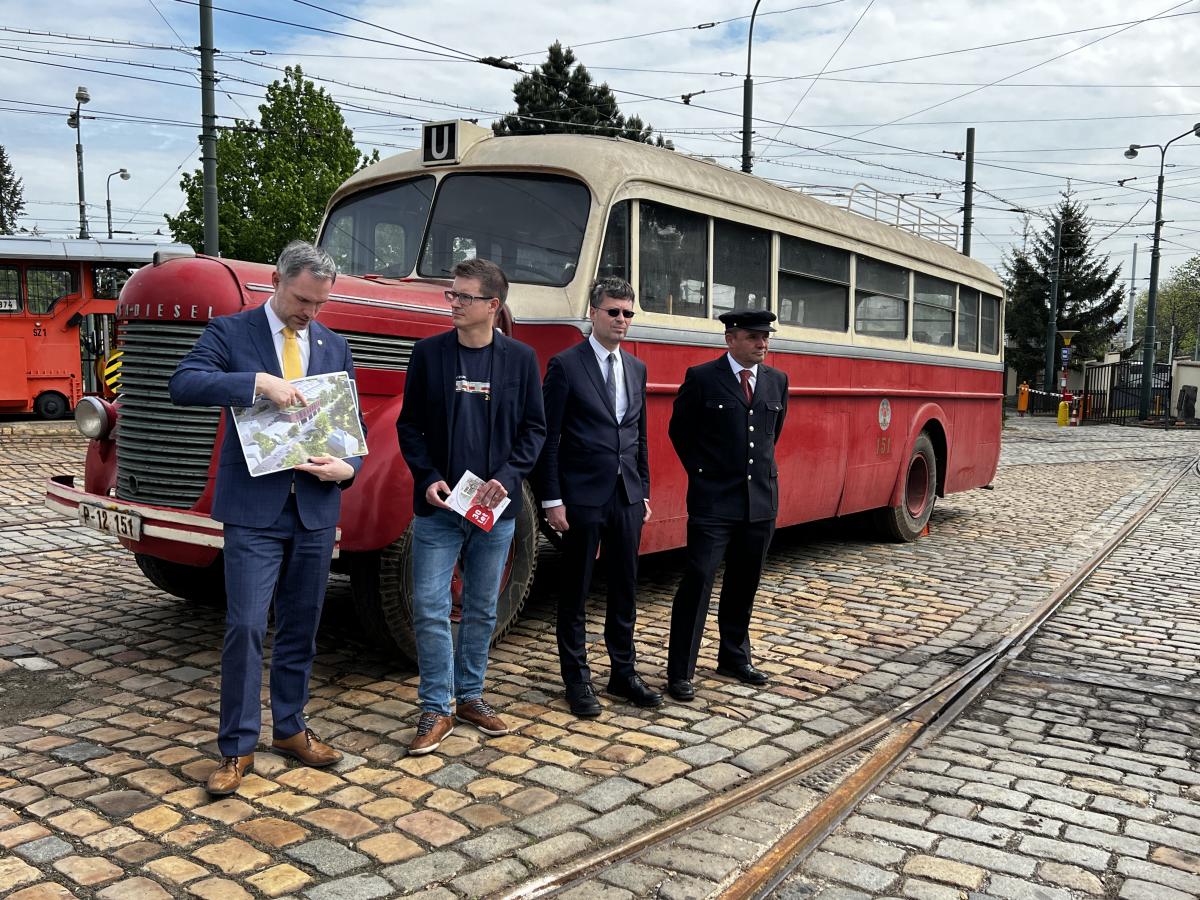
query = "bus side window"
(913, 274, 955, 347)
(778, 237, 849, 331)
(27, 267, 77, 315)
(0, 267, 19, 313)
(855, 257, 909, 340)
(712, 219, 769, 319)
(597, 201, 629, 282)
(980, 293, 1000, 354)
(639, 200, 706, 318)
(958, 288, 980, 352)
(93, 267, 136, 301)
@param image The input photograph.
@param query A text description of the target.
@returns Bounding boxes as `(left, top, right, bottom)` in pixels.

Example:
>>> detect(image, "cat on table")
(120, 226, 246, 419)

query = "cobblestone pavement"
(0, 417, 1197, 899)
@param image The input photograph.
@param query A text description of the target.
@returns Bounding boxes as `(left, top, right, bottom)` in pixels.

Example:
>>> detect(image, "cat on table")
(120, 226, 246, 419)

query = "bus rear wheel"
(34, 392, 69, 420)
(363, 483, 538, 666)
(875, 432, 937, 542)
(135, 553, 226, 605)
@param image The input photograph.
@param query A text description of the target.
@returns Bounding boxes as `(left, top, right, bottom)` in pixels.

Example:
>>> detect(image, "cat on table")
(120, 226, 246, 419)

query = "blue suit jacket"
(397, 329, 546, 521)
(168, 304, 363, 530)
(536, 338, 649, 508)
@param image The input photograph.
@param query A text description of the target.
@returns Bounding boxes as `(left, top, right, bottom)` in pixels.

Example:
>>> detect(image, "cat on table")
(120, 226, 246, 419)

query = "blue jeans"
(411, 508, 517, 715)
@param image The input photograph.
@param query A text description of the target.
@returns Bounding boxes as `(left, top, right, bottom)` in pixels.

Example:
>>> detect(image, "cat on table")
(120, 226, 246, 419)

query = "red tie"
(740, 369, 753, 405)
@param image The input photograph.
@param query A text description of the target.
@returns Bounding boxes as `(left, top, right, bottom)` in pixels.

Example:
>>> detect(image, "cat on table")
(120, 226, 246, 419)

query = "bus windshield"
(320, 173, 591, 287)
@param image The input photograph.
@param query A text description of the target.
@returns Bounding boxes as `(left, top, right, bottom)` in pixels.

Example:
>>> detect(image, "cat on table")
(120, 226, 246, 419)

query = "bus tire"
(371, 483, 538, 666)
(34, 392, 69, 420)
(135, 553, 226, 605)
(875, 432, 937, 542)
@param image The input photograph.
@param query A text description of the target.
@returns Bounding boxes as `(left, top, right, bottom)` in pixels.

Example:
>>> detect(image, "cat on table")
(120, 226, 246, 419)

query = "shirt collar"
(726, 353, 757, 378)
(264, 300, 308, 341)
(589, 333, 619, 362)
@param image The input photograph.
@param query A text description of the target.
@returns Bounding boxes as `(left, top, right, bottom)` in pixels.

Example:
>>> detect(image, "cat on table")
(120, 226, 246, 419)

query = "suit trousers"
(557, 488, 644, 686)
(219, 495, 336, 756)
(667, 515, 775, 682)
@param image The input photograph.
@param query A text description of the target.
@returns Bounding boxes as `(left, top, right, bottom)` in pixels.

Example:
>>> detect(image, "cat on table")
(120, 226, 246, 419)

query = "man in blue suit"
(398, 258, 545, 755)
(538, 277, 660, 717)
(170, 241, 363, 795)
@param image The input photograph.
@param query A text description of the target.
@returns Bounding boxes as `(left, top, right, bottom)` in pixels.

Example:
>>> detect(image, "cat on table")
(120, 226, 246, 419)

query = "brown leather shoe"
(409, 712, 454, 755)
(455, 698, 510, 736)
(206, 754, 253, 796)
(271, 728, 341, 768)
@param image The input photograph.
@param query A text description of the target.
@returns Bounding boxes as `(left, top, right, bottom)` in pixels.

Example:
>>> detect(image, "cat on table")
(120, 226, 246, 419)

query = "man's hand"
(425, 480, 452, 509)
(472, 478, 508, 509)
(294, 455, 354, 482)
(255, 373, 306, 407)
(546, 505, 569, 533)
(643, 499, 652, 523)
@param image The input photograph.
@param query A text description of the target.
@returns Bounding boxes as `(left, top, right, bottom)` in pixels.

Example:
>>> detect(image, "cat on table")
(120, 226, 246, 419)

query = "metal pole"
(199, 0, 220, 256)
(962, 127, 975, 256)
(1140, 167, 1164, 420)
(75, 102, 88, 239)
(741, 0, 763, 174)
(1044, 218, 1063, 392)
(1126, 243, 1137, 350)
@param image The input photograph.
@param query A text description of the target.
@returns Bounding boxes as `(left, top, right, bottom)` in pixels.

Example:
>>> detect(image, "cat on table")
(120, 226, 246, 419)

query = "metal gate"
(1079, 362, 1172, 424)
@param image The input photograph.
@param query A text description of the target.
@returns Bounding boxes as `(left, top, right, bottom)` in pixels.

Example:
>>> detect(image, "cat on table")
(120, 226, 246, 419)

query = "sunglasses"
(443, 290, 495, 304)
(598, 307, 635, 319)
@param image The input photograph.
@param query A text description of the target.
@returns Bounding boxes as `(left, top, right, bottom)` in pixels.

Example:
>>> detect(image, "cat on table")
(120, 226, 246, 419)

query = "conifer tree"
(0, 145, 26, 235)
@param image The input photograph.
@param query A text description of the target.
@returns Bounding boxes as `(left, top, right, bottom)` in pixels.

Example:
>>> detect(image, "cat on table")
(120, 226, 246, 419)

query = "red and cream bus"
(47, 121, 1003, 658)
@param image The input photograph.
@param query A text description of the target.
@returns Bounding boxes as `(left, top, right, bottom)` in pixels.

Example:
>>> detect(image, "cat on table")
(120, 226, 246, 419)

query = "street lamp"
(1122, 122, 1200, 420)
(742, 0, 764, 174)
(66, 85, 90, 239)
(106, 169, 130, 239)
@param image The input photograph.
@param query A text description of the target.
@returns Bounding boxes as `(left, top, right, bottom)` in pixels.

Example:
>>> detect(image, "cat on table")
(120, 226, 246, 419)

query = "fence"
(1079, 362, 1172, 425)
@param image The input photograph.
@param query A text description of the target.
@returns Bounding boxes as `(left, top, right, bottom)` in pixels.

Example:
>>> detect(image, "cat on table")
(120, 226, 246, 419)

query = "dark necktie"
(740, 368, 753, 405)
(606, 353, 618, 414)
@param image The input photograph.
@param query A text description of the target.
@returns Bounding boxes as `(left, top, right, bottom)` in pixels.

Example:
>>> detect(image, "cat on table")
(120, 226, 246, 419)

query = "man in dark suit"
(170, 241, 363, 795)
(397, 258, 546, 755)
(666, 308, 788, 702)
(538, 277, 661, 718)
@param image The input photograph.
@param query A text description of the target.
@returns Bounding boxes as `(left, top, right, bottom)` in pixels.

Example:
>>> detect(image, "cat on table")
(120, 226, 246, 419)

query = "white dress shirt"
(726, 352, 758, 394)
(590, 334, 627, 422)
(264, 300, 311, 377)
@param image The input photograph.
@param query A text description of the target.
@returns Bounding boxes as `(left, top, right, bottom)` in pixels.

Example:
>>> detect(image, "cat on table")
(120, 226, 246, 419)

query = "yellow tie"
(282, 327, 302, 380)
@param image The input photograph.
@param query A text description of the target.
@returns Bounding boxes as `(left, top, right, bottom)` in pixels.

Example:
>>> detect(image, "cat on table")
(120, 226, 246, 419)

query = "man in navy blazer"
(666, 308, 788, 702)
(397, 258, 546, 755)
(169, 241, 363, 795)
(538, 277, 661, 717)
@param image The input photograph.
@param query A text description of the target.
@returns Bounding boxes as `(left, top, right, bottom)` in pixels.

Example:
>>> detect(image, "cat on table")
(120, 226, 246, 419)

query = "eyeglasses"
(444, 289, 495, 304)
(598, 307, 635, 319)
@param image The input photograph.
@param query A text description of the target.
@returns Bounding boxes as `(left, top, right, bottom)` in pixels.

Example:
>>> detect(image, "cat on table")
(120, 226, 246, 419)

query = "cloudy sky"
(2, 0, 1198, 286)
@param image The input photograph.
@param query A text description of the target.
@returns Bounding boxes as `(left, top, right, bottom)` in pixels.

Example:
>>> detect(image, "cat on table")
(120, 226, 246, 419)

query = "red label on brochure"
(466, 504, 495, 532)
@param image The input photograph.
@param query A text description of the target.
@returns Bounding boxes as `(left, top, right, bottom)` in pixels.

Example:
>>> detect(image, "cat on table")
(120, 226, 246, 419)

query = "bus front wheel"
(875, 432, 937, 542)
(34, 392, 69, 420)
(364, 483, 539, 666)
(135, 553, 226, 605)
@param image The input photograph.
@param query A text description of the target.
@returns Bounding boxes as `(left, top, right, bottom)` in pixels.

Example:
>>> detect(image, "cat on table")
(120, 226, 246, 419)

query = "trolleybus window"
(27, 267, 75, 315)
(320, 176, 434, 277)
(640, 200, 707, 318)
(778, 236, 849, 332)
(958, 287, 980, 352)
(0, 267, 18, 312)
(598, 201, 630, 282)
(855, 257, 909, 340)
(980, 293, 1000, 354)
(418, 173, 589, 286)
(913, 273, 955, 347)
(712, 219, 770, 318)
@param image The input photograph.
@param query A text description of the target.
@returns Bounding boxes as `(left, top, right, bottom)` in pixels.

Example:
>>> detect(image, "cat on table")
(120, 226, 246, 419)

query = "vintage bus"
(47, 121, 1003, 660)
(0, 237, 192, 418)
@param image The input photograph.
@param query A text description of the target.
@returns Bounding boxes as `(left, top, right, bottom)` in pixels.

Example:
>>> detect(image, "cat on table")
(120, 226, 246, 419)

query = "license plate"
(78, 503, 143, 541)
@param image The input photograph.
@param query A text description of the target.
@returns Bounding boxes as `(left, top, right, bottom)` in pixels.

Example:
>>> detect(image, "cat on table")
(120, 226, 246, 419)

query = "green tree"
(1003, 198, 1126, 386)
(167, 67, 378, 262)
(0, 144, 25, 235)
(492, 43, 672, 148)
(1131, 256, 1200, 361)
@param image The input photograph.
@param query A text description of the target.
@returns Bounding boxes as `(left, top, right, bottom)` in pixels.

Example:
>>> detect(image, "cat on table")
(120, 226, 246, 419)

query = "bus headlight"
(75, 397, 114, 440)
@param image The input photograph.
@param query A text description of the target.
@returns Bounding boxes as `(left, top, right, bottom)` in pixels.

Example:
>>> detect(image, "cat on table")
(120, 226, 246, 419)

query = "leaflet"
(448, 469, 510, 532)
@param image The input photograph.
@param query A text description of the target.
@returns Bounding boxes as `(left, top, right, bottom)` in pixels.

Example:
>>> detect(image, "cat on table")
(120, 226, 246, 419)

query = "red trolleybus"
(47, 121, 1003, 658)
(0, 237, 193, 418)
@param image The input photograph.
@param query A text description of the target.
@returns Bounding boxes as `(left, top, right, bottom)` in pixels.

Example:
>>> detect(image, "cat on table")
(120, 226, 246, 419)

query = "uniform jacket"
(397, 329, 546, 521)
(668, 354, 788, 522)
(537, 339, 650, 508)
(168, 304, 363, 530)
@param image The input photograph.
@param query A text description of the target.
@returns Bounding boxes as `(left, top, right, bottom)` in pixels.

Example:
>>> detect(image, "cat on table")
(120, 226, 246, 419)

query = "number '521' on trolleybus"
(46, 120, 1004, 660)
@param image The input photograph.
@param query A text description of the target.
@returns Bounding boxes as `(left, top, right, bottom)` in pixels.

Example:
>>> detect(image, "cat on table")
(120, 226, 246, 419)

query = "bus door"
(0, 264, 26, 408)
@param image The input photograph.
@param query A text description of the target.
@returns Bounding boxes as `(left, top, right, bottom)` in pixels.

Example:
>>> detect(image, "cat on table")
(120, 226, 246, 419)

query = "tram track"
(494, 454, 1197, 900)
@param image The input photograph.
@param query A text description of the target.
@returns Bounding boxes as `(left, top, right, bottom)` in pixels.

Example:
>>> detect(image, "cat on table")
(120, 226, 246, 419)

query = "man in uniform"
(665, 308, 788, 702)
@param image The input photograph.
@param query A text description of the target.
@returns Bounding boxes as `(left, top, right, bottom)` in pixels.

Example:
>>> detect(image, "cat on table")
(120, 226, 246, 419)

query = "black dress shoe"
(607, 674, 663, 708)
(715, 663, 770, 685)
(565, 682, 602, 718)
(666, 679, 695, 702)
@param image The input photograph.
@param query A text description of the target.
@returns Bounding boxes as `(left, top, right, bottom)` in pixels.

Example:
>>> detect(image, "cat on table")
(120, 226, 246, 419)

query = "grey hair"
(589, 275, 635, 308)
(276, 240, 337, 285)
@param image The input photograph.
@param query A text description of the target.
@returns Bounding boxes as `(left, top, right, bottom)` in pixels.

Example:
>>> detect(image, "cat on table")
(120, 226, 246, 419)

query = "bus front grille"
(115, 322, 220, 508)
(341, 331, 414, 371)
